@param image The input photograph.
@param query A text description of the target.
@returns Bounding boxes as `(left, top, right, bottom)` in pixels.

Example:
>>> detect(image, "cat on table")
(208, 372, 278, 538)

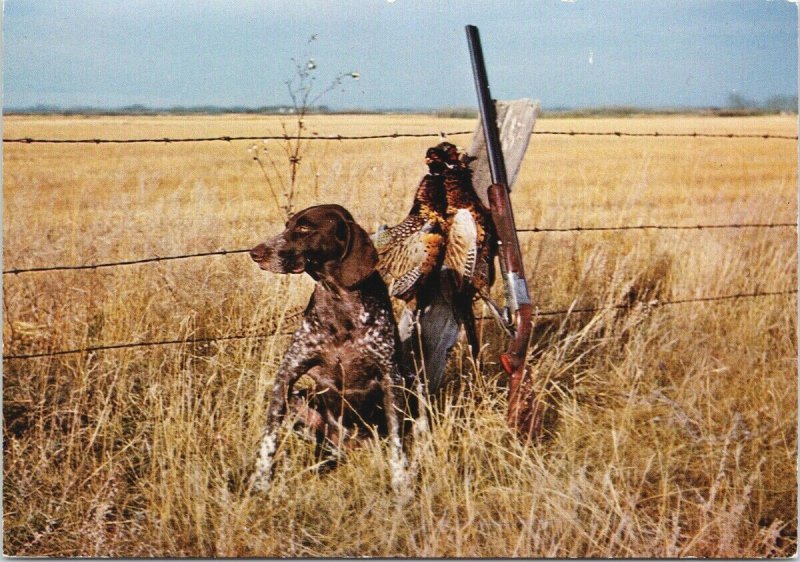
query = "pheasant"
(432, 142, 513, 358)
(378, 143, 509, 393)
(373, 147, 449, 303)
(436, 142, 496, 297)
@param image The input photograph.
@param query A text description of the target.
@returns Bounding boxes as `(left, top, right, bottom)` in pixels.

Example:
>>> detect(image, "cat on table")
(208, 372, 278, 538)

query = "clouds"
(4, 0, 797, 110)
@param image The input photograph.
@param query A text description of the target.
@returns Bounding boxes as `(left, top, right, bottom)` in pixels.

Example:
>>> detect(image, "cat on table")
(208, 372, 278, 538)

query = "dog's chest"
(305, 286, 393, 364)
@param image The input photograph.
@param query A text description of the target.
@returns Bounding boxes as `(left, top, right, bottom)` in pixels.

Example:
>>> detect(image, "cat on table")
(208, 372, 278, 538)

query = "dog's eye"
(295, 225, 313, 234)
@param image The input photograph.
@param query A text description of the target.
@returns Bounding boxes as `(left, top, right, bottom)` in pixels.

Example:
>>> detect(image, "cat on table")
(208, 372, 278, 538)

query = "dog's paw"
(391, 470, 413, 505)
(249, 430, 279, 493)
(388, 441, 412, 501)
(250, 473, 273, 494)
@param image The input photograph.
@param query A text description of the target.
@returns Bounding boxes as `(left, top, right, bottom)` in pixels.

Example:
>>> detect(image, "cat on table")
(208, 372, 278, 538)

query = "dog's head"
(250, 204, 379, 288)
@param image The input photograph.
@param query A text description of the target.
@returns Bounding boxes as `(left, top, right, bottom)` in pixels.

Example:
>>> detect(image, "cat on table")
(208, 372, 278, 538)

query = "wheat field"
(3, 113, 797, 557)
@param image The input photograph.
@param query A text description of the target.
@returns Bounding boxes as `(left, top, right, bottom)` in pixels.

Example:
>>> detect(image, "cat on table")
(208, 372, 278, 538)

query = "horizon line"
(5, 101, 798, 116)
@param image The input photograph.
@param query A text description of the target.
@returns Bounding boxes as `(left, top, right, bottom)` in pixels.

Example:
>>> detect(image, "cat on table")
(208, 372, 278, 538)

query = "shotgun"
(465, 25, 542, 438)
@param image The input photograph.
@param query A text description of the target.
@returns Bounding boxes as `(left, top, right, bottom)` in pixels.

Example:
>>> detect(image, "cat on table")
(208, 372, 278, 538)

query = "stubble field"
(2, 113, 797, 557)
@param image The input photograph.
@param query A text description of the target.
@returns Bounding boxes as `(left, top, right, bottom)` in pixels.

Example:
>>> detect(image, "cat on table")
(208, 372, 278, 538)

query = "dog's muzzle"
(250, 238, 305, 274)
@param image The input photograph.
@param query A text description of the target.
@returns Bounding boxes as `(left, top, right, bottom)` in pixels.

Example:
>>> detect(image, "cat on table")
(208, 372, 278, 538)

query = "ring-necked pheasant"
(432, 142, 512, 359)
(377, 143, 514, 392)
(373, 147, 449, 303)
(436, 142, 496, 297)
(377, 143, 508, 392)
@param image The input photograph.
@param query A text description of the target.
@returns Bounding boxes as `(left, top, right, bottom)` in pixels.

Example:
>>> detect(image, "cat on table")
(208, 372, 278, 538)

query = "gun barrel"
(466, 24, 531, 317)
(466, 25, 509, 189)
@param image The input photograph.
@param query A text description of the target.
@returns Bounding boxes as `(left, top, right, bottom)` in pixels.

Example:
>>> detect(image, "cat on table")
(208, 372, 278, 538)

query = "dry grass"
(3, 113, 797, 557)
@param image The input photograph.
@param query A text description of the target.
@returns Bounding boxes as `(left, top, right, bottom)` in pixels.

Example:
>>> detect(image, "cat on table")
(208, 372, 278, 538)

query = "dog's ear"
(339, 220, 379, 288)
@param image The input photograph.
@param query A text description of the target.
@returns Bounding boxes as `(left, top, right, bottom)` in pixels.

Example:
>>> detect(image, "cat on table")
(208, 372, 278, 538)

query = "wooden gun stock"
(488, 184, 540, 439)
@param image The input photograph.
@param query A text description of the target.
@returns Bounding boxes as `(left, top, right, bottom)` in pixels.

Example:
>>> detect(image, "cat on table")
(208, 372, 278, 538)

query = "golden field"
(2, 113, 797, 557)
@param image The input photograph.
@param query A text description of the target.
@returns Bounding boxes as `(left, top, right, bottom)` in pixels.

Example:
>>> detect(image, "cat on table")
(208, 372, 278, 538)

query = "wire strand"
(3, 248, 251, 275)
(529, 288, 797, 318)
(5, 290, 795, 360)
(4, 222, 795, 276)
(2, 131, 473, 144)
(517, 222, 798, 233)
(3, 129, 797, 144)
(3, 310, 304, 360)
(532, 130, 798, 140)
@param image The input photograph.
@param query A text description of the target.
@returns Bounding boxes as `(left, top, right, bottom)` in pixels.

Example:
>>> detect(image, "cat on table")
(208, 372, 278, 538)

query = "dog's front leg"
(379, 363, 410, 498)
(251, 335, 318, 493)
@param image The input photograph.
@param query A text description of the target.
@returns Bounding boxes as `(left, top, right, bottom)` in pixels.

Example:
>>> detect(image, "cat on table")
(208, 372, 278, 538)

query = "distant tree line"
(5, 94, 797, 116)
(5, 104, 341, 116)
(726, 93, 798, 113)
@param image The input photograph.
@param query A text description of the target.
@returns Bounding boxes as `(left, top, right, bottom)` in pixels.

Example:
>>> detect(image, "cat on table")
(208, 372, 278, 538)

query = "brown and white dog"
(249, 204, 410, 494)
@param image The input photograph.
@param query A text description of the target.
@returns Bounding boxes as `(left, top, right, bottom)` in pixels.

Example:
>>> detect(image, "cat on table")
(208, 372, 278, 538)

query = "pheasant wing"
(374, 216, 444, 300)
(443, 208, 479, 285)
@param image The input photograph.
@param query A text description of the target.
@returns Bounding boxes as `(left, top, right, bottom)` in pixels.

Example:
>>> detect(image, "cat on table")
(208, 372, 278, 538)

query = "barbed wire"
(4, 128, 795, 359)
(2, 131, 472, 144)
(3, 248, 251, 275)
(517, 222, 798, 233)
(528, 288, 798, 318)
(3, 310, 304, 360)
(533, 130, 798, 140)
(4, 288, 795, 361)
(4, 221, 795, 276)
(2, 332, 286, 360)
(3, 129, 797, 144)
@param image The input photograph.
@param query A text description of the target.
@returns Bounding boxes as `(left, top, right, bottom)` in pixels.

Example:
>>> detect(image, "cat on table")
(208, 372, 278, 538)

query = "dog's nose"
(250, 244, 268, 262)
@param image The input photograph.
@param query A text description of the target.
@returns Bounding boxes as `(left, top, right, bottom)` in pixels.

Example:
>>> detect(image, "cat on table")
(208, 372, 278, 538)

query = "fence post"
(467, 99, 540, 208)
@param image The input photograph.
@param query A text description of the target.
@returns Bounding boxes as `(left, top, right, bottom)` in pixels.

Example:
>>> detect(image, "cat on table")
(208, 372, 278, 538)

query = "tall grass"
(3, 114, 797, 557)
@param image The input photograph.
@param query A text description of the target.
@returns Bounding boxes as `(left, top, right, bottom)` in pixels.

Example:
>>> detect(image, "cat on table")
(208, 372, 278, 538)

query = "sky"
(3, 0, 798, 111)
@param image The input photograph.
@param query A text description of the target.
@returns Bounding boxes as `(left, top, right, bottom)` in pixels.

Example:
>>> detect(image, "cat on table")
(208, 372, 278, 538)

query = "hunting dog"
(248, 204, 410, 494)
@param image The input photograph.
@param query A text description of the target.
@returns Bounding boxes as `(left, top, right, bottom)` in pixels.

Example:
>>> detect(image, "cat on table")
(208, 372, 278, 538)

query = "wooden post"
(467, 99, 540, 208)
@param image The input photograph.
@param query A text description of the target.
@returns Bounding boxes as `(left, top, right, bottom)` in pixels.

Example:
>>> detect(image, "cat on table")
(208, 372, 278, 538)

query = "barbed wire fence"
(4, 289, 796, 361)
(3, 130, 798, 144)
(2, 222, 796, 276)
(3, 127, 797, 361)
